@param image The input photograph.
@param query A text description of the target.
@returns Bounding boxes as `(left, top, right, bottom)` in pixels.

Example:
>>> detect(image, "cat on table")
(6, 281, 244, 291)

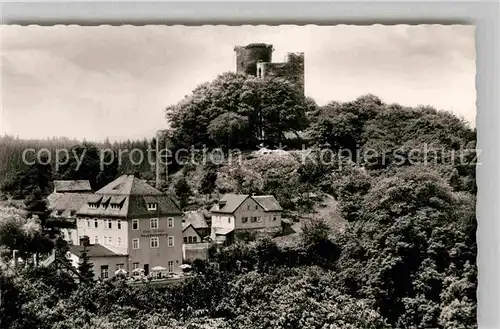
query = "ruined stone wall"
(234, 43, 274, 76)
(257, 52, 304, 95)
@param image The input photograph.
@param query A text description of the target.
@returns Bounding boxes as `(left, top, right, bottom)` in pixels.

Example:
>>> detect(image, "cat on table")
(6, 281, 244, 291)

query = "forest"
(0, 72, 477, 329)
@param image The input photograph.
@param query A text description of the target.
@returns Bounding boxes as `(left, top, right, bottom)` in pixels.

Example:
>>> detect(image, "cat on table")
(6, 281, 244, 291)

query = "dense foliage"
(0, 71, 476, 328)
(0, 138, 155, 198)
(165, 72, 308, 149)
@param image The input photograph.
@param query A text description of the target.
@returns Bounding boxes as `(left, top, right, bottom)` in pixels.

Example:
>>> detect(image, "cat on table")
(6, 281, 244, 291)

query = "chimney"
(155, 130, 170, 189)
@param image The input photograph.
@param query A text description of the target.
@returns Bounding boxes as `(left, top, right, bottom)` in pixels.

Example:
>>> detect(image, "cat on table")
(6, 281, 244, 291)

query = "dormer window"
(89, 203, 98, 209)
(147, 203, 157, 211)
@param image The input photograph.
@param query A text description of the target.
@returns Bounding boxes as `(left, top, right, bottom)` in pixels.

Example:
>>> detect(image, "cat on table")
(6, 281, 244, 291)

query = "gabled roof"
(213, 227, 234, 235)
(209, 194, 283, 214)
(252, 195, 283, 212)
(182, 224, 202, 238)
(95, 175, 162, 196)
(53, 180, 92, 193)
(47, 192, 90, 218)
(209, 194, 249, 214)
(69, 244, 126, 258)
(182, 211, 209, 230)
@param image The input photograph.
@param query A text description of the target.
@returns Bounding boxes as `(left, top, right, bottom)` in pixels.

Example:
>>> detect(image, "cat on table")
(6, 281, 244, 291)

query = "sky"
(1, 25, 476, 142)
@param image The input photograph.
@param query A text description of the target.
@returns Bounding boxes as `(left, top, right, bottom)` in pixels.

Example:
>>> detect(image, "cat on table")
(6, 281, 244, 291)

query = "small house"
(210, 194, 283, 245)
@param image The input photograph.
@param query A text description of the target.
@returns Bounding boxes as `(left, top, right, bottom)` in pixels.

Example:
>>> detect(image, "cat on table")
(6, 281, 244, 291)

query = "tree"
(0, 211, 53, 262)
(174, 177, 192, 209)
(199, 166, 218, 200)
(335, 165, 476, 327)
(24, 188, 50, 228)
(78, 244, 95, 283)
(57, 142, 118, 191)
(208, 112, 249, 150)
(166, 72, 307, 149)
(1, 155, 53, 200)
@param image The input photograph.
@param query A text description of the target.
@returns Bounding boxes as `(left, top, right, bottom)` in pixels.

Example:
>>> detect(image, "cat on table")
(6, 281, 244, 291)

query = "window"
(101, 203, 107, 209)
(104, 236, 107, 244)
(94, 219, 98, 228)
(132, 238, 139, 249)
(255, 205, 258, 210)
(167, 217, 174, 228)
(273, 216, 277, 222)
(168, 236, 174, 247)
(228, 217, 231, 224)
(150, 218, 158, 229)
(147, 202, 157, 211)
(86, 219, 90, 228)
(188, 236, 193, 244)
(150, 237, 159, 248)
(109, 237, 112, 245)
(183, 237, 187, 243)
(257, 216, 262, 223)
(132, 219, 139, 230)
(116, 264, 124, 271)
(100, 265, 109, 279)
(117, 237, 121, 246)
(168, 261, 174, 273)
(247, 205, 250, 210)
(133, 262, 139, 270)
(110, 204, 120, 210)
(251, 217, 257, 223)
(242, 217, 248, 223)
(193, 236, 197, 243)
(108, 221, 112, 229)
(94, 236, 99, 244)
(117, 220, 121, 229)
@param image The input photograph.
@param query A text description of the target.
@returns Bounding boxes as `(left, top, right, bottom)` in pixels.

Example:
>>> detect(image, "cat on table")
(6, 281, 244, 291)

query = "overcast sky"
(1, 25, 476, 142)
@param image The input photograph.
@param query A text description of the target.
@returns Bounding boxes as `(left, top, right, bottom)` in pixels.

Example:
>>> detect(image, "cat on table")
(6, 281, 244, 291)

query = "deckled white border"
(0, 1, 498, 328)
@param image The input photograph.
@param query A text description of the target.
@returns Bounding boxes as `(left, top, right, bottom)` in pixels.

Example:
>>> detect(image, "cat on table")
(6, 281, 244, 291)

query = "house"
(209, 194, 283, 245)
(56, 175, 184, 275)
(68, 242, 128, 280)
(181, 211, 210, 262)
(182, 211, 210, 244)
(48, 192, 90, 241)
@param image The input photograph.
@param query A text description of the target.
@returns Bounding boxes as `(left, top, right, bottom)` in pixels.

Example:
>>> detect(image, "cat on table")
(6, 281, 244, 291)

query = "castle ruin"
(234, 43, 305, 95)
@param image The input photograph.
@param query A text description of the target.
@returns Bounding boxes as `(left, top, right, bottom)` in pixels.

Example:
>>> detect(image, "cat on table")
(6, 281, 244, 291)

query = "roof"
(95, 175, 162, 196)
(209, 194, 249, 214)
(47, 192, 91, 218)
(182, 211, 209, 231)
(69, 244, 125, 258)
(213, 227, 234, 235)
(53, 180, 92, 193)
(252, 195, 283, 212)
(209, 194, 283, 214)
(76, 175, 181, 218)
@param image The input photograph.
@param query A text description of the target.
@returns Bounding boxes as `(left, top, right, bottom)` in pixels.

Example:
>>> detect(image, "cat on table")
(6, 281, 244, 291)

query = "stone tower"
(234, 43, 274, 76)
(155, 129, 170, 190)
(235, 43, 305, 96)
